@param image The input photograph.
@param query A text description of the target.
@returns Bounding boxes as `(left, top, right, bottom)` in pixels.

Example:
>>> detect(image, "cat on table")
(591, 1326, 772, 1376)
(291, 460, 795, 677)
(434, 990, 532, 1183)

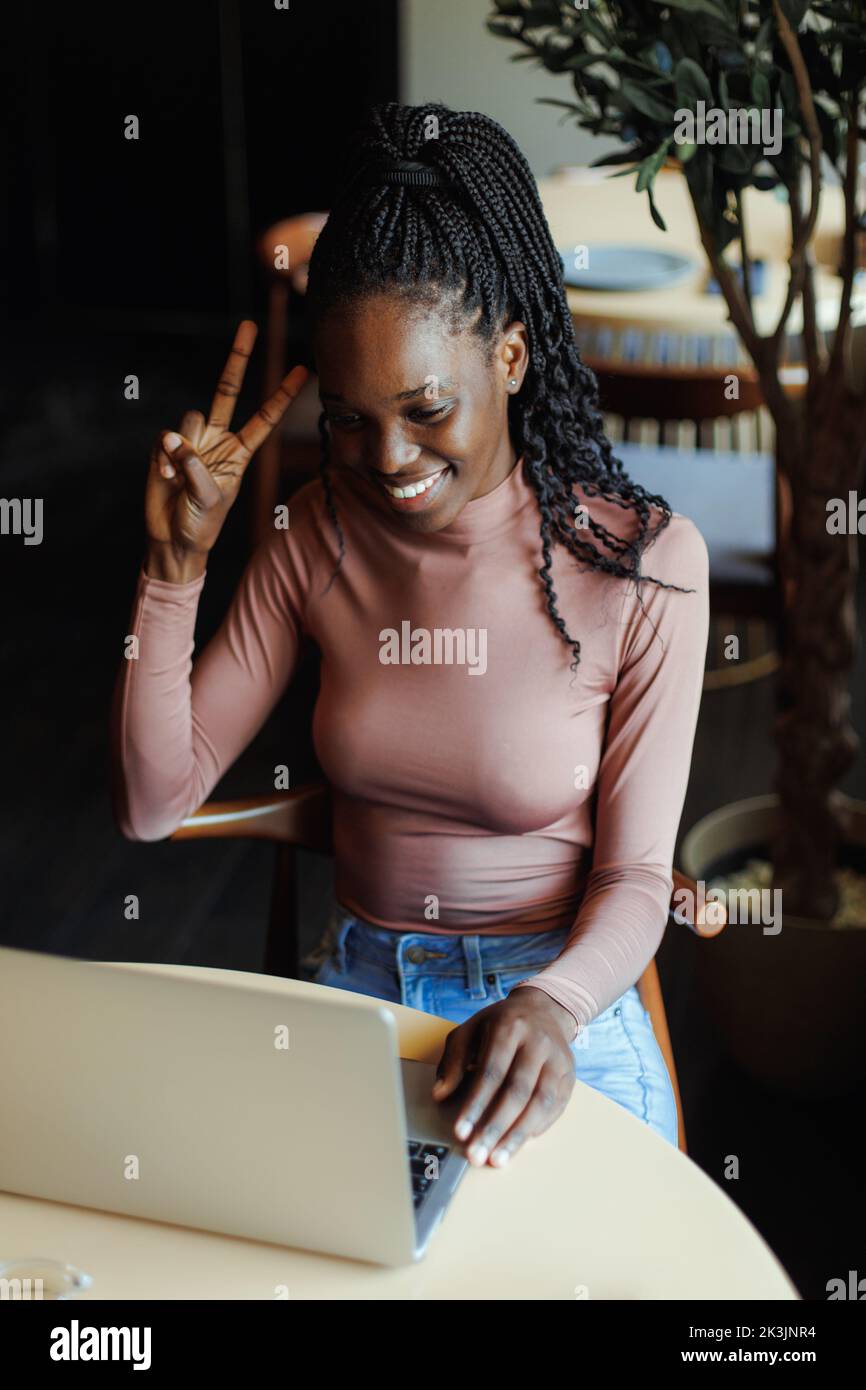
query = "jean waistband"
(332, 902, 570, 974)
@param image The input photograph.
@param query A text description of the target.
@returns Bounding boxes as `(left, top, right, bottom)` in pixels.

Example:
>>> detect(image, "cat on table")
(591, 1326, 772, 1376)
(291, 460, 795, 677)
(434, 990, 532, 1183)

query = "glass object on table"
(0, 1257, 93, 1300)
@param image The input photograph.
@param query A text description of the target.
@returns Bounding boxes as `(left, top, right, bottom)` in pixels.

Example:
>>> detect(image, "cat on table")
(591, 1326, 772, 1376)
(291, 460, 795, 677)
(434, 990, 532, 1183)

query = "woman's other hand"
(144, 319, 307, 576)
(432, 987, 577, 1167)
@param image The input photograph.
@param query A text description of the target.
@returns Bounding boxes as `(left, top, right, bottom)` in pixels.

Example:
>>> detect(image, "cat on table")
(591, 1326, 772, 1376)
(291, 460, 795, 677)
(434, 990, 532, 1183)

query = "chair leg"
(263, 842, 300, 979)
(251, 278, 290, 550)
(636, 958, 688, 1155)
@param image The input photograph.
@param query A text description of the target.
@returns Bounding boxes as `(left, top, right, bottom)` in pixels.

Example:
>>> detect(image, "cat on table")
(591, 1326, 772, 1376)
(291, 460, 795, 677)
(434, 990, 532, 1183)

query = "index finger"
(208, 319, 258, 431)
(452, 1029, 520, 1144)
(236, 364, 309, 455)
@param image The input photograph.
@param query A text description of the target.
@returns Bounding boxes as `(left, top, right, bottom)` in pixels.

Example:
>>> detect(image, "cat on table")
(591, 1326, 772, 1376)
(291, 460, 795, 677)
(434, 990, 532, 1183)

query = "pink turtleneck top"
(111, 458, 709, 1036)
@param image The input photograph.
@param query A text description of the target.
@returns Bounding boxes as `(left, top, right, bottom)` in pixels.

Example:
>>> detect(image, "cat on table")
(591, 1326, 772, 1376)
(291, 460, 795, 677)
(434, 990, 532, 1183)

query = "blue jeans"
(306, 902, 679, 1148)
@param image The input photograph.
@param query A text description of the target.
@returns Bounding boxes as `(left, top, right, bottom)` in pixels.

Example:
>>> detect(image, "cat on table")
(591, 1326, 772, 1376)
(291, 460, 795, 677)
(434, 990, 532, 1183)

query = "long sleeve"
(512, 516, 710, 1037)
(110, 524, 308, 842)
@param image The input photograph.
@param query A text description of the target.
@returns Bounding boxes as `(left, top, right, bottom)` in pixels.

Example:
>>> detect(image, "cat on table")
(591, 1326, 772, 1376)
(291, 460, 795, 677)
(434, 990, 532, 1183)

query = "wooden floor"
(2, 316, 865, 1300)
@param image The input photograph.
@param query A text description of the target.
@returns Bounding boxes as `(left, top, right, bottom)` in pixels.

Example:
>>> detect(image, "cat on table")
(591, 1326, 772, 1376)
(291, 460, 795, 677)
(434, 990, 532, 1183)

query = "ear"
(497, 321, 529, 395)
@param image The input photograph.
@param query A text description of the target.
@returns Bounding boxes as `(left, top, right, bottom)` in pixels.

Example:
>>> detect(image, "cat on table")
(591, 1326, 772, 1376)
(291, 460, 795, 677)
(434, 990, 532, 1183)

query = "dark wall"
(3, 0, 399, 320)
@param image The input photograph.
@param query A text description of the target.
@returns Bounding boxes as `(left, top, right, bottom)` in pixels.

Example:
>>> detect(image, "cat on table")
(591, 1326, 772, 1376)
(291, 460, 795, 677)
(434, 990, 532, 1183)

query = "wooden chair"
(170, 781, 727, 1156)
(252, 212, 328, 548)
(587, 357, 769, 445)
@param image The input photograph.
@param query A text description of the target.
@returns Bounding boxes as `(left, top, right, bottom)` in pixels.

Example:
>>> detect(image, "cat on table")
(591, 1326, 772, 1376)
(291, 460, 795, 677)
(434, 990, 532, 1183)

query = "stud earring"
(508, 377, 518, 389)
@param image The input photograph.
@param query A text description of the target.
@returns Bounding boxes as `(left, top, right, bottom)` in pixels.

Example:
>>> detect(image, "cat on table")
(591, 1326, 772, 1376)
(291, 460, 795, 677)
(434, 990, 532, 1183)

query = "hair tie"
(370, 159, 448, 189)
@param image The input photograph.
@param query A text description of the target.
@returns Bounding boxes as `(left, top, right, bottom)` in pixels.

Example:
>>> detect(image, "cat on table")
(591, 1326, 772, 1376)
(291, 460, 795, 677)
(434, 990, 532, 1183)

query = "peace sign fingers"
(236, 364, 309, 457)
(208, 319, 258, 432)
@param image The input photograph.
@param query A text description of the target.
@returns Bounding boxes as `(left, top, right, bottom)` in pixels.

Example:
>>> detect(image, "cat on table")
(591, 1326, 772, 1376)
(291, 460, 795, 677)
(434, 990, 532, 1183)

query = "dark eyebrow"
(320, 377, 457, 406)
(392, 377, 457, 402)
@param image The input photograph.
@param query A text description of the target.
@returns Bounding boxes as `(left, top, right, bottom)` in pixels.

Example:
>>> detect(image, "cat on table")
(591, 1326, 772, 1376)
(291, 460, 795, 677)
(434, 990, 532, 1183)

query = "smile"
(380, 466, 450, 509)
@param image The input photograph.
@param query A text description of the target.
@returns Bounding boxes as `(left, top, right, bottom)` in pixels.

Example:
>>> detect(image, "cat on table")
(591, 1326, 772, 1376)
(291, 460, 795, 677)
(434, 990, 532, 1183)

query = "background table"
(540, 166, 861, 350)
(0, 962, 800, 1299)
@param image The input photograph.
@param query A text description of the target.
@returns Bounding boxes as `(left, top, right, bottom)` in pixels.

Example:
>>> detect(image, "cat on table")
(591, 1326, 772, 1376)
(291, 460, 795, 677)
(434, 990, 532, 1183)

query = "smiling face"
(313, 293, 529, 532)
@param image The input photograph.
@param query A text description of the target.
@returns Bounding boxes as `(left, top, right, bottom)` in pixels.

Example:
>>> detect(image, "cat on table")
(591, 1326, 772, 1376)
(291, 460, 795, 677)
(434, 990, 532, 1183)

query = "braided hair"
(305, 102, 692, 673)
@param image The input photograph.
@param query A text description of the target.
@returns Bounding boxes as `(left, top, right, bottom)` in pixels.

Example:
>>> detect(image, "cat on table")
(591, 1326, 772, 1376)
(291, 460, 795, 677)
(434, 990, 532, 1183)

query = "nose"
(364, 426, 422, 477)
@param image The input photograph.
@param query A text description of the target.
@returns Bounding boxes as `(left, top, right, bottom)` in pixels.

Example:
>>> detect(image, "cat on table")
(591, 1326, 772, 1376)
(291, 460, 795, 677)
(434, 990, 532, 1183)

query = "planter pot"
(680, 793, 866, 1099)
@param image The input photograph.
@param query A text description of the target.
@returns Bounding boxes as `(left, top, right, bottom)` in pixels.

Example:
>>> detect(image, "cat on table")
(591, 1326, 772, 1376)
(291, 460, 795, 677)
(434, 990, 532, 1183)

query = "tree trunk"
(770, 372, 864, 918)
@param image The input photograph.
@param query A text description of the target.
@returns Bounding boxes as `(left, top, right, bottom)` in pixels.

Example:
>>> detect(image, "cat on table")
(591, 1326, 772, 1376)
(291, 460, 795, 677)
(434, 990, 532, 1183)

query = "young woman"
(112, 102, 709, 1165)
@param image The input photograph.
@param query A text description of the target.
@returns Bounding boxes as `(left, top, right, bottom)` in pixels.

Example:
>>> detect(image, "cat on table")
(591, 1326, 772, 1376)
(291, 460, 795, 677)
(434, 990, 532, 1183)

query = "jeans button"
(407, 945, 426, 964)
(614, 1006, 621, 1015)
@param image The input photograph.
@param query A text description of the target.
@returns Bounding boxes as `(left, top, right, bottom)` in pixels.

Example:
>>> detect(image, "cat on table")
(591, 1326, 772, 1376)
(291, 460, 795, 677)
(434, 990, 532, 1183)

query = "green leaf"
(637, 137, 673, 192)
(779, 70, 798, 112)
(536, 98, 583, 114)
(719, 71, 730, 111)
(840, 43, 866, 91)
(648, 0, 733, 21)
(589, 145, 651, 168)
(646, 183, 668, 232)
(675, 57, 715, 109)
(536, 97, 591, 125)
(715, 143, 755, 174)
(517, 1, 562, 25)
(562, 51, 609, 73)
(813, 101, 841, 164)
(580, 71, 617, 103)
(751, 71, 771, 110)
(620, 79, 676, 123)
(778, 0, 809, 27)
(486, 17, 519, 38)
(543, 31, 579, 72)
(752, 17, 775, 56)
(576, 11, 616, 48)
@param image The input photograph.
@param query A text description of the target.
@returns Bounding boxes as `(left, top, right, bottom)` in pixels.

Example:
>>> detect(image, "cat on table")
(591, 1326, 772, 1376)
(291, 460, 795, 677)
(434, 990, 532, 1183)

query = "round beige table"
(0, 962, 799, 1300)
(540, 166, 863, 349)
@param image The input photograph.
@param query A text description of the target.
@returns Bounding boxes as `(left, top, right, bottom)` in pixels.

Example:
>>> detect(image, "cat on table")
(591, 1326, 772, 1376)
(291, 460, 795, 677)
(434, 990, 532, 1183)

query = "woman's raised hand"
(145, 320, 308, 571)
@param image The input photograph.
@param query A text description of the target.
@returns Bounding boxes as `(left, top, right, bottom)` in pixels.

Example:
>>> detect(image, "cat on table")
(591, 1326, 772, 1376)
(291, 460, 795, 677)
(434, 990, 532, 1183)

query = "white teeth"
(384, 468, 444, 500)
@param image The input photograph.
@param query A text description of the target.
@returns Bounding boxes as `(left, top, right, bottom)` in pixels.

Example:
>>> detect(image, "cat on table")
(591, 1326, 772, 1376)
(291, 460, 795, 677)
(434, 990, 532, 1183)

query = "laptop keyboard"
(407, 1140, 450, 1209)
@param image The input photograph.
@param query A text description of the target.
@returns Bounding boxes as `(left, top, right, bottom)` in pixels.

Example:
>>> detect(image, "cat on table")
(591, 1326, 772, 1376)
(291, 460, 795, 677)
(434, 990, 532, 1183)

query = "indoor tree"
(487, 0, 866, 920)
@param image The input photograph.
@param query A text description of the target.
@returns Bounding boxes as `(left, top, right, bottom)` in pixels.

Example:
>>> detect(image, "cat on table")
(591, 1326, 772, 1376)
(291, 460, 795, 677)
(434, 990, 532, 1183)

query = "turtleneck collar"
(333, 456, 536, 546)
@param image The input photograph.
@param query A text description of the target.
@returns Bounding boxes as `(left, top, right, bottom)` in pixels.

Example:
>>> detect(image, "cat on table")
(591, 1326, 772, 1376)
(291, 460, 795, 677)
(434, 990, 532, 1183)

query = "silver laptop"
(0, 946, 469, 1266)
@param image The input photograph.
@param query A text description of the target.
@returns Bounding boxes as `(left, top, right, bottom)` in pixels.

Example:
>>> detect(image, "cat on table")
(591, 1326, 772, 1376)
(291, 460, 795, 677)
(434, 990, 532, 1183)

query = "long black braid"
(305, 102, 694, 669)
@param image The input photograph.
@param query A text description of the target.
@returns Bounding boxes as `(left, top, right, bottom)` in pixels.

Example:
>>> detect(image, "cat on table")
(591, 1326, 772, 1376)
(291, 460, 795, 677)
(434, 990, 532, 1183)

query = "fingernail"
(164, 432, 182, 451)
(431, 1078, 446, 1095)
(455, 1120, 471, 1140)
(490, 1149, 510, 1167)
(468, 1145, 488, 1165)
(161, 461, 176, 478)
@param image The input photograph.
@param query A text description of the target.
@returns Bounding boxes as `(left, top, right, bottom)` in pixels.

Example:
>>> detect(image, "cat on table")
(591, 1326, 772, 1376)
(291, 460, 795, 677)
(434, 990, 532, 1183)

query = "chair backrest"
(173, 783, 725, 935)
(587, 358, 765, 438)
(256, 213, 328, 293)
(250, 213, 327, 548)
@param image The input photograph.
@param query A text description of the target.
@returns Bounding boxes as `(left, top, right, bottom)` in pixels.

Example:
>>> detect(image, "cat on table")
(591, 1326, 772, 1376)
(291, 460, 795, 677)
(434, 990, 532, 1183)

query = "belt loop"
(334, 916, 353, 973)
(462, 935, 487, 1000)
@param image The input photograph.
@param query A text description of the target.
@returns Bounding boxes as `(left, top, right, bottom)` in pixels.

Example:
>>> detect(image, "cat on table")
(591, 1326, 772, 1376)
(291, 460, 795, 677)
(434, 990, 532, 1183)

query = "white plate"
(560, 244, 697, 291)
